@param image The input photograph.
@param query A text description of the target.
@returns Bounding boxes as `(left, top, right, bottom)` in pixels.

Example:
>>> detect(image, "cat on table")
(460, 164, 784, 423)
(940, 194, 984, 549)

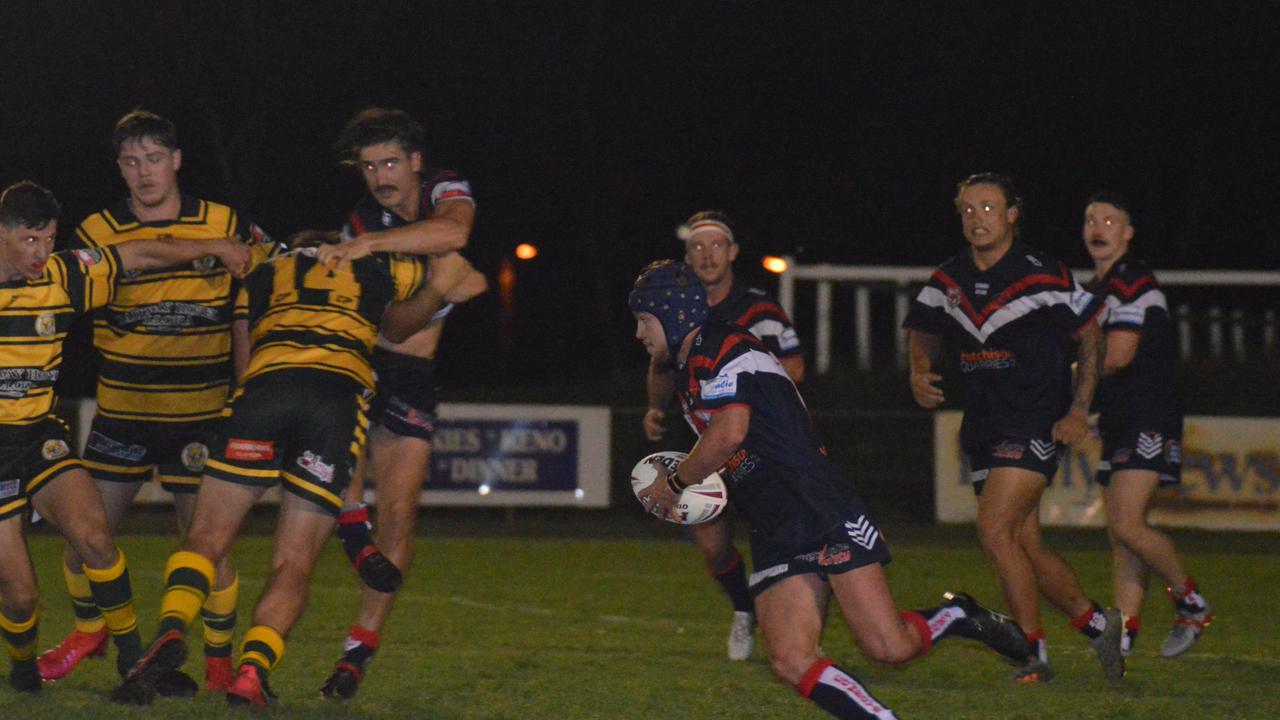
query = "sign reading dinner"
(430, 419, 579, 491)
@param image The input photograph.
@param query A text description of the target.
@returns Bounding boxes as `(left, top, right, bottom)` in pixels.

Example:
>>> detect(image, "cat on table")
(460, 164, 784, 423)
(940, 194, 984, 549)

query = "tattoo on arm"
(1072, 324, 1104, 412)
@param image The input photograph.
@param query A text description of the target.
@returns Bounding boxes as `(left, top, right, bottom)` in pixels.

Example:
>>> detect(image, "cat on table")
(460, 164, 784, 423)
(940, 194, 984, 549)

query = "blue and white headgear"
(628, 260, 708, 351)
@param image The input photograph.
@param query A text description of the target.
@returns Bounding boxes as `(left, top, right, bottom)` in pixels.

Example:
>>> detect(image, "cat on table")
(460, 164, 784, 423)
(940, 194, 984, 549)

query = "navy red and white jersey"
(1088, 254, 1180, 434)
(341, 168, 474, 325)
(710, 281, 803, 359)
(902, 242, 1102, 451)
(678, 320, 860, 561)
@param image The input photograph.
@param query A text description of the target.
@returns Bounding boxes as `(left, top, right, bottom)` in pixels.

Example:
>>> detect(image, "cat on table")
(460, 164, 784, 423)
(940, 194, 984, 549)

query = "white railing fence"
(777, 257, 1280, 374)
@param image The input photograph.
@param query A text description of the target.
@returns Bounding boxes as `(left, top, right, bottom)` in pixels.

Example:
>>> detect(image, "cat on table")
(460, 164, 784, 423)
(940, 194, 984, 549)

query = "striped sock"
(83, 549, 143, 672)
(62, 564, 106, 634)
(0, 608, 39, 663)
(796, 659, 898, 719)
(201, 573, 239, 658)
(238, 625, 286, 677)
(158, 550, 215, 637)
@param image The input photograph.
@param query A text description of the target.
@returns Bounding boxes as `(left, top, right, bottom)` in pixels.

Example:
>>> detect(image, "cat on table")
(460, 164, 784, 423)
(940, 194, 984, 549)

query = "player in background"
(643, 210, 804, 661)
(904, 173, 1124, 683)
(111, 231, 480, 707)
(1082, 192, 1211, 657)
(0, 180, 249, 694)
(40, 110, 274, 692)
(314, 107, 485, 699)
(631, 260, 1030, 720)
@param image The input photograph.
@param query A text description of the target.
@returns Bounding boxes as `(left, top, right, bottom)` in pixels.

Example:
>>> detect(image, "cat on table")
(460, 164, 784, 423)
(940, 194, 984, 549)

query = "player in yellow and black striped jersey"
(113, 232, 478, 706)
(42, 110, 272, 692)
(0, 180, 251, 694)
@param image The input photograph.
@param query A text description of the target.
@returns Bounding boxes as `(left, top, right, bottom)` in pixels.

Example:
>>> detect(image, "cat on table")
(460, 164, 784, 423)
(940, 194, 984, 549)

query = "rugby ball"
(630, 451, 728, 525)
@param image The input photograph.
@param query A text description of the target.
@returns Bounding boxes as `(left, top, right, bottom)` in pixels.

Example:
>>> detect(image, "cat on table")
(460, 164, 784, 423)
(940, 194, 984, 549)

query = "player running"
(631, 260, 1030, 720)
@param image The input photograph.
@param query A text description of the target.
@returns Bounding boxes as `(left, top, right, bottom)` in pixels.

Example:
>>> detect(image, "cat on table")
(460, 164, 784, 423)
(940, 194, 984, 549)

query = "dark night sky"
(3, 2, 1278, 385)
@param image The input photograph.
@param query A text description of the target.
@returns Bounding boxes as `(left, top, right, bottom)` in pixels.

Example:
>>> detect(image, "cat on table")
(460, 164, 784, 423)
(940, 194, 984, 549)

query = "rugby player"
(110, 230, 479, 707)
(315, 107, 485, 700)
(0, 180, 249, 693)
(903, 173, 1124, 683)
(643, 210, 804, 661)
(38, 110, 275, 692)
(1082, 192, 1211, 657)
(631, 260, 1031, 720)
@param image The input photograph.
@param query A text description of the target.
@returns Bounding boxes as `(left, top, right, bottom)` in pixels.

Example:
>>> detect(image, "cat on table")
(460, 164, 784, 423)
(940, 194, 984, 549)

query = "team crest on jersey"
(35, 312, 56, 337)
(192, 255, 218, 271)
(73, 248, 104, 266)
(41, 439, 70, 461)
(181, 442, 209, 472)
(945, 286, 962, 309)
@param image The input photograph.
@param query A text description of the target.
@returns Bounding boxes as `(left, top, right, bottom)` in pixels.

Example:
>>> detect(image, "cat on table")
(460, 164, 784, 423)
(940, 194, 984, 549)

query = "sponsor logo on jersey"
(959, 349, 1017, 372)
(181, 442, 209, 472)
(1113, 447, 1132, 464)
(35, 312, 56, 337)
(0, 479, 20, 499)
(248, 223, 268, 246)
(297, 451, 335, 484)
(225, 438, 275, 462)
(41, 439, 70, 460)
(701, 373, 738, 400)
(86, 431, 148, 462)
(73, 248, 104, 266)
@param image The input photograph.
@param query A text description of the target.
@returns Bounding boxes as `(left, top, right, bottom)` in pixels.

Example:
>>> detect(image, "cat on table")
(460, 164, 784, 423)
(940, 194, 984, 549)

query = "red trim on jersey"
(688, 333, 753, 373)
(795, 658, 835, 697)
(736, 301, 786, 327)
(933, 265, 1073, 327)
(348, 212, 368, 237)
(1073, 299, 1106, 337)
(1107, 274, 1156, 301)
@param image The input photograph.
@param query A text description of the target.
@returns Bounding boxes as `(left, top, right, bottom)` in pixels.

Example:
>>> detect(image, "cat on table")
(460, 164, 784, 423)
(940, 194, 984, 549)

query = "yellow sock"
(238, 625, 285, 674)
(0, 609, 39, 662)
(201, 572, 239, 657)
(83, 550, 138, 638)
(63, 563, 106, 634)
(157, 550, 215, 635)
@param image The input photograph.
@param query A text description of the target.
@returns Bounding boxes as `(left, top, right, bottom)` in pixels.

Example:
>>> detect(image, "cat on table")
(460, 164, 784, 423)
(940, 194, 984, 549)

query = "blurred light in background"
(762, 256, 788, 274)
(515, 243, 538, 260)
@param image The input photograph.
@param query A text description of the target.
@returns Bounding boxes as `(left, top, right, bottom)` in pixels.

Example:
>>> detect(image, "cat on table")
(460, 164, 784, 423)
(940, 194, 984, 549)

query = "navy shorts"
(1096, 428, 1182, 486)
(746, 513, 892, 598)
(967, 436, 1061, 495)
(370, 347, 438, 441)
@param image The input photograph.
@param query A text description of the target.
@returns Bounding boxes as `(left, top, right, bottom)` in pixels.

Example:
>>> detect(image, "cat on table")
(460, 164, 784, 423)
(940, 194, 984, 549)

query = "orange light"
(514, 243, 538, 260)
(762, 256, 788, 274)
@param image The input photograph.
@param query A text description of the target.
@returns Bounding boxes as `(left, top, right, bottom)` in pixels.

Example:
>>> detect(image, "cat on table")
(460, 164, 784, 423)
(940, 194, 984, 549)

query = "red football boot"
(37, 628, 109, 681)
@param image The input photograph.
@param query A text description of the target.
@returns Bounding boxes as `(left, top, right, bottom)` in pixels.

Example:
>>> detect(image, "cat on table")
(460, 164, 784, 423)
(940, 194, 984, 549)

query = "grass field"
(5, 517, 1278, 719)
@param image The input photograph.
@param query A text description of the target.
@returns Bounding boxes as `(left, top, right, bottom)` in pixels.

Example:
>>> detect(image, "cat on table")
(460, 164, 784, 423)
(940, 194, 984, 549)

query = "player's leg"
(0, 514, 42, 692)
(756, 573, 897, 719)
(692, 513, 755, 660)
(174, 490, 239, 691)
(323, 427, 427, 700)
(335, 451, 402, 592)
(32, 466, 147, 678)
(1106, 521, 1148, 655)
(41, 478, 141, 680)
(974, 467, 1045, 637)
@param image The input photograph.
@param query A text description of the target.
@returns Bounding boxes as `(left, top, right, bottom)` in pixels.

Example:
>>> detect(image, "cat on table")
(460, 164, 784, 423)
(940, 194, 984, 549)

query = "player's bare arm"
(779, 354, 806, 385)
(378, 253, 484, 343)
(115, 236, 251, 277)
(231, 318, 251, 385)
(908, 330, 945, 408)
(1053, 320, 1104, 446)
(1101, 328, 1140, 376)
(643, 357, 677, 442)
(318, 200, 474, 266)
(639, 405, 749, 518)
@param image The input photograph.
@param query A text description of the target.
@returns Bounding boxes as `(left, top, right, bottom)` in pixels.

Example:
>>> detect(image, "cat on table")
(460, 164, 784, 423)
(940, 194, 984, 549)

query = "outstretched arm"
(115, 236, 250, 277)
(318, 200, 474, 266)
(379, 252, 485, 343)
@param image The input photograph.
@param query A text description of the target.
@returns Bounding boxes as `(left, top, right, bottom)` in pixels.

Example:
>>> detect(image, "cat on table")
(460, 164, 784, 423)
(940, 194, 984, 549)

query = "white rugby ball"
(630, 451, 728, 525)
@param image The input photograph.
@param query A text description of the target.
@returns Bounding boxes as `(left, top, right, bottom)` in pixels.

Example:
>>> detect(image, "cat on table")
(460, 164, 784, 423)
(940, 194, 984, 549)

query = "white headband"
(676, 219, 734, 244)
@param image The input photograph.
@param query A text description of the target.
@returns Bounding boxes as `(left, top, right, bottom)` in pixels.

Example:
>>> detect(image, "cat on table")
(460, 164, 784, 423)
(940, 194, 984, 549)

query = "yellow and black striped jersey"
(73, 196, 275, 423)
(235, 248, 424, 389)
(0, 247, 122, 427)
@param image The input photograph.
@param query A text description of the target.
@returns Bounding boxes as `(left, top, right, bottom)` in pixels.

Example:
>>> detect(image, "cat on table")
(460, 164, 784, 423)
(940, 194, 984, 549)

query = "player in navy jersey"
(1082, 192, 1211, 658)
(903, 173, 1124, 684)
(631, 260, 1030, 720)
(643, 211, 804, 661)
(315, 108, 486, 700)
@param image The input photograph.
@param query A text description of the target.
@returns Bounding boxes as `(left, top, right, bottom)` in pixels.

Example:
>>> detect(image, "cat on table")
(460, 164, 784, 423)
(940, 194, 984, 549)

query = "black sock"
(710, 548, 753, 613)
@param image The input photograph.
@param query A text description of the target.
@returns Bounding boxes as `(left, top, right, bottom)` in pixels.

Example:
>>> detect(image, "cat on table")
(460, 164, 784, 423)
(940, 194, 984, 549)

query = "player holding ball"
(628, 260, 1031, 720)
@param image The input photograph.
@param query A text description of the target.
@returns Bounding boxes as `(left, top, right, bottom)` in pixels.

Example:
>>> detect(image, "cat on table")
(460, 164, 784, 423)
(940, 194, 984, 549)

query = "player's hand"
(316, 237, 373, 268)
(636, 466, 679, 520)
(910, 372, 945, 408)
(212, 239, 251, 278)
(426, 251, 470, 295)
(1052, 407, 1090, 447)
(642, 408, 666, 442)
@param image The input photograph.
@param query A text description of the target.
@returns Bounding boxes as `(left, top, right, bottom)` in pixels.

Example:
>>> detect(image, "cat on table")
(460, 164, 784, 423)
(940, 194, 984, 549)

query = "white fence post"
(816, 281, 832, 375)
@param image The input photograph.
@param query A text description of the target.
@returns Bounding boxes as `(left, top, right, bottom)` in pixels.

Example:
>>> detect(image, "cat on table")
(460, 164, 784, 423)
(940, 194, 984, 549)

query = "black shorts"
(204, 371, 370, 515)
(370, 347, 438, 441)
(967, 436, 1061, 495)
(747, 513, 892, 598)
(0, 417, 84, 522)
(1095, 428, 1182, 487)
(81, 415, 218, 494)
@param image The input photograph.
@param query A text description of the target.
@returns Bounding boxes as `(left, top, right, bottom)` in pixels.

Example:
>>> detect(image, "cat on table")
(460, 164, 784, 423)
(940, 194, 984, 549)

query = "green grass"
(5, 522, 1278, 719)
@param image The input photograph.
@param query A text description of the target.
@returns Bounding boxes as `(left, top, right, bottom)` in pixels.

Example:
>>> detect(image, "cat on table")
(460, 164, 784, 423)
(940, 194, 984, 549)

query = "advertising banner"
(935, 411, 1280, 531)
